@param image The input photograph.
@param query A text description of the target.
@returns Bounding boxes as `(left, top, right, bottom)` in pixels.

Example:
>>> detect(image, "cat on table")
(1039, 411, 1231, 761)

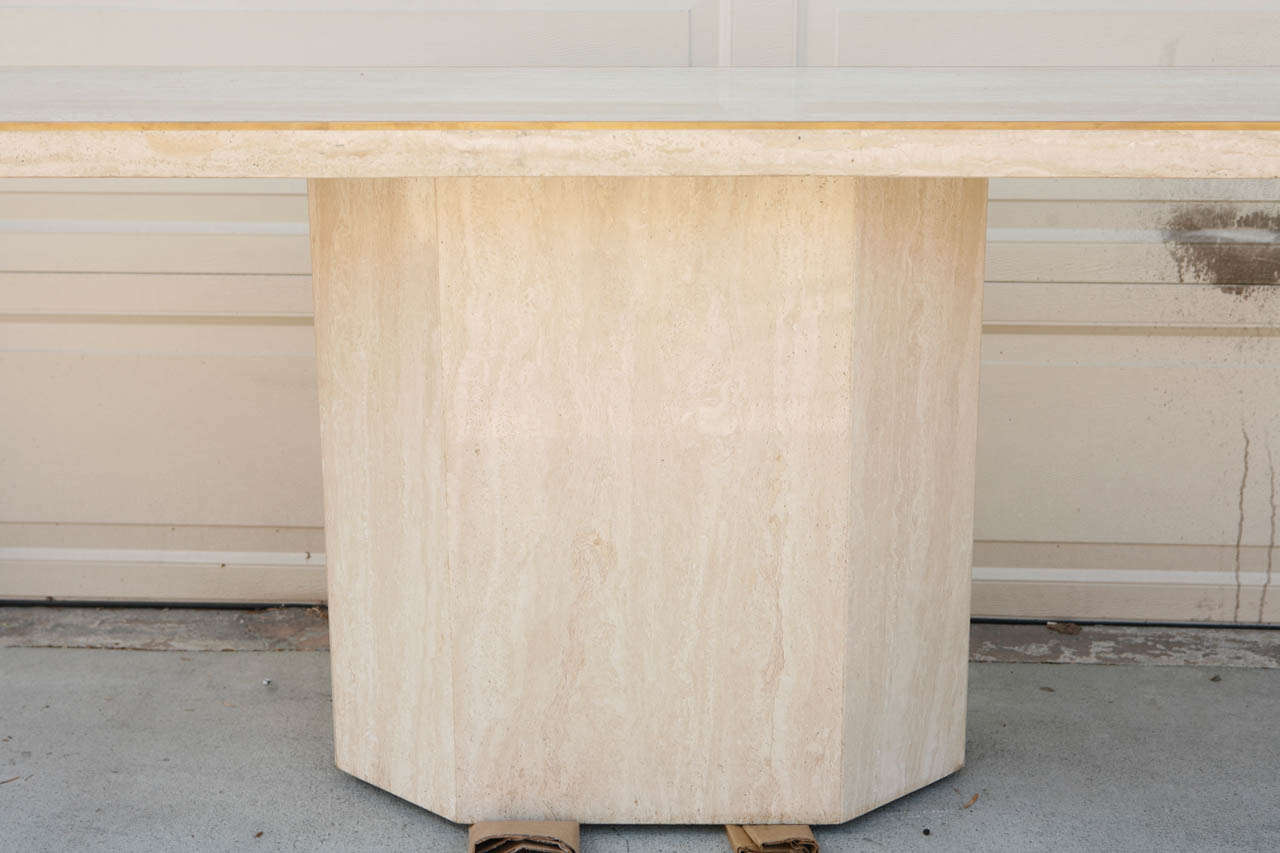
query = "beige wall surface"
(1, 1, 1278, 623)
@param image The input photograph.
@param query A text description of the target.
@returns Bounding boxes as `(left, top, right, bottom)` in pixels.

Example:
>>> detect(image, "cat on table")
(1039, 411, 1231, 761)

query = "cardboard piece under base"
(725, 824, 819, 853)
(468, 821, 580, 853)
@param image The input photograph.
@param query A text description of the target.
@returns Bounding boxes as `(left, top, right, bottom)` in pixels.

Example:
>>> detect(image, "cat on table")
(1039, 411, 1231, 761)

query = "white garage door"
(0, 2, 1276, 623)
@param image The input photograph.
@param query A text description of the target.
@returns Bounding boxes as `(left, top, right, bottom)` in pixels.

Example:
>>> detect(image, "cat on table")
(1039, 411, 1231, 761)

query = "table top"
(3, 68, 1280, 178)
(4, 67, 1280, 125)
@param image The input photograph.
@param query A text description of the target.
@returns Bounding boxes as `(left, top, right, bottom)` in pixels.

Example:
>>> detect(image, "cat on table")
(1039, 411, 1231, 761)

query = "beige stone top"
(2, 68, 1280, 177)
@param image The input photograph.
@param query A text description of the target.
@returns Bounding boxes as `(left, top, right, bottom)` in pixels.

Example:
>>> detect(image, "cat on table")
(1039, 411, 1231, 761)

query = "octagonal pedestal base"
(309, 176, 987, 824)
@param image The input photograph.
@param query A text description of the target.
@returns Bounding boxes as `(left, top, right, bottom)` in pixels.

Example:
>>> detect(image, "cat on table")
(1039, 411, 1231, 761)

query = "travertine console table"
(4, 68, 1279, 825)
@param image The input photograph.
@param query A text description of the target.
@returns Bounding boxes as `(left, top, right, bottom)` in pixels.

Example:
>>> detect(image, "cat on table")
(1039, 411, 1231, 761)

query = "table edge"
(6, 121, 1280, 131)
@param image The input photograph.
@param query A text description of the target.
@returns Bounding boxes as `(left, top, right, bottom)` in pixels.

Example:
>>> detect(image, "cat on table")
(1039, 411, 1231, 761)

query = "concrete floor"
(2, 635, 1278, 851)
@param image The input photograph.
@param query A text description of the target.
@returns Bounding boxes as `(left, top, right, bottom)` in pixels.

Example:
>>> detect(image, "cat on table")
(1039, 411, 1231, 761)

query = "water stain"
(1163, 205, 1280, 297)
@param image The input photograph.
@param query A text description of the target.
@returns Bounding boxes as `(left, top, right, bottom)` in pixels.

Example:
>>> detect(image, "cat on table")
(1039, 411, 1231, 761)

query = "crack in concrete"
(1259, 442, 1276, 624)
(1234, 425, 1250, 623)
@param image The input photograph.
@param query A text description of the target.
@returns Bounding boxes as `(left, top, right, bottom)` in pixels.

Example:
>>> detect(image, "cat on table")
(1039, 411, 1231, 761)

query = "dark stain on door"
(1163, 205, 1280, 297)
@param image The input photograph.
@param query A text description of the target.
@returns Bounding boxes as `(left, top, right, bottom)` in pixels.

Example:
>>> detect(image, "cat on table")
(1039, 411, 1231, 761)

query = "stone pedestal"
(309, 176, 987, 824)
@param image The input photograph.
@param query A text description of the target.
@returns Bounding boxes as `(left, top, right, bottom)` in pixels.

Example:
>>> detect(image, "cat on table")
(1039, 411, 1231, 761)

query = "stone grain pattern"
(309, 176, 986, 824)
(4, 129, 1280, 178)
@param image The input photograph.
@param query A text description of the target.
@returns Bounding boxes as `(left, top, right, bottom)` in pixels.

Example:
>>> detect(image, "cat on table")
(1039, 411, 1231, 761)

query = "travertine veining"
(5, 129, 1280, 178)
(310, 176, 987, 824)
